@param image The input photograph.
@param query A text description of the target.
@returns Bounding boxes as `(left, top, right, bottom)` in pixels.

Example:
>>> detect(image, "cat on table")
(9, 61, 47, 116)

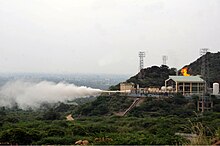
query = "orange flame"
(181, 67, 190, 76)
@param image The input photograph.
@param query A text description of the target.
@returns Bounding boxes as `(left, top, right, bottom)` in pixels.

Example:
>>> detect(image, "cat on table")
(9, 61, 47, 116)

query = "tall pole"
(139, 51, 145, 71)
(199, 48, 209, 113)
(162, 55, 168, 65)
(200, 48, 209, 91)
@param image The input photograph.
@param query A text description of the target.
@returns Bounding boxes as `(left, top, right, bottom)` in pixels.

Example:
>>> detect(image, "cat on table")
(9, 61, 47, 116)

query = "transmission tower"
(162, 55, 168, 65)
(198, 48, 212, 113)
(200, 48, 210, 89)
(139, 51, 145, 71)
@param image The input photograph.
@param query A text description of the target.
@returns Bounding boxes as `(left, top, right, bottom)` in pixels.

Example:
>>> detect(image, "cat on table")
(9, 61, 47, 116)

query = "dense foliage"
(1, 51, 220, 145)
(110, 65, 176, 89)
(75, 95, 133, 116)
(0, 94, 219, 145)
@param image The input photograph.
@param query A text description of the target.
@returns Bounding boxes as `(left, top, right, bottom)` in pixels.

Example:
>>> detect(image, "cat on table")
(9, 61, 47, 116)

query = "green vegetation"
(76, 95, 133, 116)
(75, 94, 201, 118)
(128, 65, 176, 88)
(0, 94, 220, 145)
(1, 52, 220, 145)
(110, 65, 176, 89)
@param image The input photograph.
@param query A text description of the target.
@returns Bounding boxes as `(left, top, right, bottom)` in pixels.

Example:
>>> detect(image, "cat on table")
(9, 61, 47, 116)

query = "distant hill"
(110, 52, 220, 90)
(182, 52, 220, 85)
(127, 65, 176, 88)
(110, 65, 176, 90)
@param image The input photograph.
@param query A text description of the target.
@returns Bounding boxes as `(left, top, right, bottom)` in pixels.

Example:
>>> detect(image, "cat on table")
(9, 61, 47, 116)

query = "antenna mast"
(162, 55, 168, 65)
(198, 48, 212, 113)
(139, 51, 145, 71)
(200, 48, 210, 89)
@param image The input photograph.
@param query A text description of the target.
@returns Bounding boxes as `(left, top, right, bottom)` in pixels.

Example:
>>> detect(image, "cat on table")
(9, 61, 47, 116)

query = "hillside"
(110, 52, 220, 90)
(183, 52, 220, 85)
(74, 95, 134, 116)
(75, 94, 193, 117)
(127, 65, 176, 88)
(110, 65, 176, 90)
(80, 52, 220, 117)
(1, 53, 220, 145)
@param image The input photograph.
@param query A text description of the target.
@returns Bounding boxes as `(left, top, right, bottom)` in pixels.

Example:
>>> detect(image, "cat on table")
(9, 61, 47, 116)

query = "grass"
(186, 114, 212, 145)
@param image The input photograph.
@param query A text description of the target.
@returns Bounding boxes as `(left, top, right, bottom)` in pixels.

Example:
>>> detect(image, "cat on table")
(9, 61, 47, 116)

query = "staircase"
(115, 97, 144, 116)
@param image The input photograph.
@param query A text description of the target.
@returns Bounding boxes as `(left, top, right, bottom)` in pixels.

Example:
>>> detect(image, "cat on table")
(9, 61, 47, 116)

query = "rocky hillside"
(183, 52, 220, 85)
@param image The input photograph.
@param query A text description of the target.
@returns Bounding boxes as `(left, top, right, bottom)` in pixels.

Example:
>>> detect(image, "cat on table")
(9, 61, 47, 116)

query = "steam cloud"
(0, 80, 102, 109)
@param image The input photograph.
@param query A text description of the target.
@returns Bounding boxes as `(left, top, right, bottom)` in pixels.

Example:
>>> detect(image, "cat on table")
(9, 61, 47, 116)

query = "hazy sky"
(0, 0, 219, 75)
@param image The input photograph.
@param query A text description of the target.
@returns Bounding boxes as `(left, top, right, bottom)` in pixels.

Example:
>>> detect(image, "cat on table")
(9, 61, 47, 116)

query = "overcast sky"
(0, 0, 219, 75)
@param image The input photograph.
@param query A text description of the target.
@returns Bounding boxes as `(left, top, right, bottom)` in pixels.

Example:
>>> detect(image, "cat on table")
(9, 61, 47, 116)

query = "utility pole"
(198, 48, 212, 113)
(139, 51, 145, 71)
(200, 48, 210, 90)
(162, 55, 168, 65)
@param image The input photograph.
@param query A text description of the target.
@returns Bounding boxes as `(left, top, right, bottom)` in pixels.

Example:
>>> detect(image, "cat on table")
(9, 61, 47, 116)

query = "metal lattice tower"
(200, 48, 210, 89)
(162, 55, 168, 65)
(198, 48, 212, 113)
(139, 51, 145, 71)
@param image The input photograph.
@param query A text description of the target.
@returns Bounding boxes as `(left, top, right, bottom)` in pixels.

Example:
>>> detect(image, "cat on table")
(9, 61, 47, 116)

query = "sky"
(0, 0, 219, 75)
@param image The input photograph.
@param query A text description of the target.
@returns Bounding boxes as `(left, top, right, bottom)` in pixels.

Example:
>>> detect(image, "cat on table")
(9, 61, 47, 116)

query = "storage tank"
(161, 86, 166, 91)
(167, 86, 173, 91)
(213, 83, 219, 95)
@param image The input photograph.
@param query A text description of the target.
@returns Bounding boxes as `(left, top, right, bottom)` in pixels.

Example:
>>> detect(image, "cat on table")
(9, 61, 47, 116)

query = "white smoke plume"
(0, 80, 102, 109)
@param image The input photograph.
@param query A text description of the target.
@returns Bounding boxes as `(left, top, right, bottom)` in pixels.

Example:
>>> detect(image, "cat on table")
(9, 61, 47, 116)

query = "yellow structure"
(120, 82, 135, 91)
(165, 76, 205, 95)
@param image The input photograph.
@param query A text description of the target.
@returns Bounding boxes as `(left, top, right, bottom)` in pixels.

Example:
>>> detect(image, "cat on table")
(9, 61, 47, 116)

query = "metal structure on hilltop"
(162, 55, 168, 65)
(198, 48, 213, 113)
(200, 48, 210, 89)
(139, 51, 145, 71)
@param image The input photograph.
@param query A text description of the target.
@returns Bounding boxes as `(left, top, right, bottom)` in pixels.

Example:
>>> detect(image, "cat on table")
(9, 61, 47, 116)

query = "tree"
(0, 128, 32, 144)
(173, 93, 188, 105)
(213, 104, 220, 112)
(0, 107, 6, 126)
(42, 109, 61, 120)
